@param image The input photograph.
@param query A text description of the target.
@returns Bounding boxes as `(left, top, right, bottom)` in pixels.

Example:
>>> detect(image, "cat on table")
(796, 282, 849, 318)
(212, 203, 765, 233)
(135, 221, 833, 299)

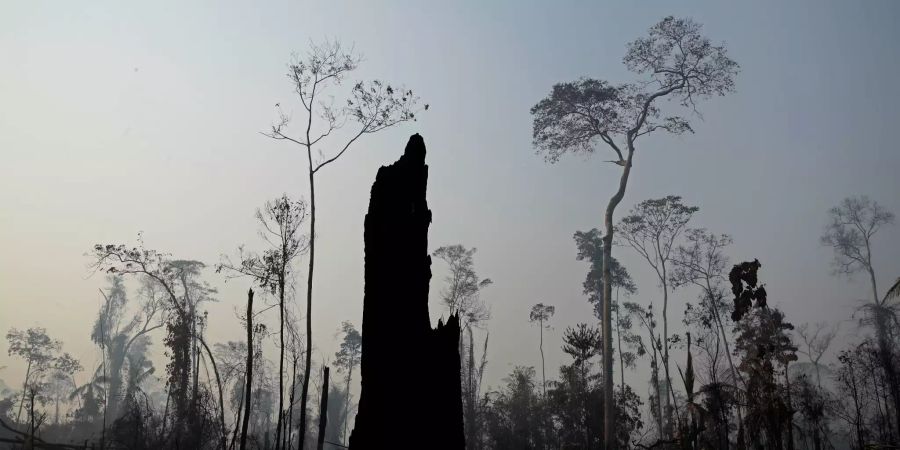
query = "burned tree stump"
(349, 134, 465, 449)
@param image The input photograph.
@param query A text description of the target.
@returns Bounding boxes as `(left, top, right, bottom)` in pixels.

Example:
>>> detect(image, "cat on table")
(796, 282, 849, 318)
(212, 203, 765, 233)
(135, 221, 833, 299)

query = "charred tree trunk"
(349, 134, 465, 450)
(240, 289, 254, 450)
(317, 367, 330, 450)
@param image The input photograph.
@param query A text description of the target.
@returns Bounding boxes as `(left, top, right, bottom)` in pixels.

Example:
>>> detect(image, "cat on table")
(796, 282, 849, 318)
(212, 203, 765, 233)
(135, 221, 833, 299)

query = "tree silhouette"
(616, 195, 698, 431)
(334, 321, 361, 445)
(531, 18, 738, 447)
(92, 276, 164, 421)
(90, 242, 224, 446)
(821, 196, 898, 438)
(529, 303, 555, 398)
(218, 194, 309, 447)
(6, 327, 62, 425)
(262, 41, 424, 448)
(433, 244, 492, 448)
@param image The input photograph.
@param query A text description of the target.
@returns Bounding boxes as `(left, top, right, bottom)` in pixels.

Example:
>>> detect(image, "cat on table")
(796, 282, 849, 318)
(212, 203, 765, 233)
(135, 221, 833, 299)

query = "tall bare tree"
(670, 228, 746, 437)
(529, 303, 555, 397)
(821, 195, 896, 434)
(530, 17, 738, 448)
(617, 195, 697, 431)
(796, 322, 838, 388)
(263, 40, 423, 448)
(218, 194, 308, 448)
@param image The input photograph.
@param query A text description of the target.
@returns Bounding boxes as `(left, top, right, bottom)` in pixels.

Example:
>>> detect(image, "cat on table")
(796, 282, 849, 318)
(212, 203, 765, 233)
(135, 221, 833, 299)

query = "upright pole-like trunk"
(539, 318, 546, 398)
(344, 365, 352, 445)
(614, 290, 626, 395)
(200, 339, 227, 450)
(287, 355, 298, 450)
(707, 283, 746, 442)
(16, 361, 31, 424)
(276, 277, 286, 450)
(230, 381, 244, 450)
(785, 362, 795, 450)
(299, 154, 316, 450)
(601, 148, 634, 450)
(660, 274, 677, 433)
(316, 367, 330, 450)
(162, 385, 171, 439)
(467, 325, 477, 449)
(240, 289, 255, 450)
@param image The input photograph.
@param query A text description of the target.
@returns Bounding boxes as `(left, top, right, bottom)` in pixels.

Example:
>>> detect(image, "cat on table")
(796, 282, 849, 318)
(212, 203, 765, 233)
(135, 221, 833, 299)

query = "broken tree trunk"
(317, 367, 330, 450)
(349, 134, 465, 450)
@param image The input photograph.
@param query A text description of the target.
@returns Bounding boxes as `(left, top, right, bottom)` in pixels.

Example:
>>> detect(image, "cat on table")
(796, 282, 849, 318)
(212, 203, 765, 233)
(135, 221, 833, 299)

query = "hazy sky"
(2, 0, 899, 400)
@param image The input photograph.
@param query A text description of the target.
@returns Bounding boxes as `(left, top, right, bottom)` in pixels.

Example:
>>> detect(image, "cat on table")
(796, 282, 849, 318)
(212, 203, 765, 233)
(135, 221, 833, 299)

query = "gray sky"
(2, 0, 899, 400)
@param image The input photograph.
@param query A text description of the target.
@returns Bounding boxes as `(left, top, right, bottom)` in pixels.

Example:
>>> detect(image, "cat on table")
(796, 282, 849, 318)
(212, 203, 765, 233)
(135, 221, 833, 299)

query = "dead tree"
(316, 367, 330, 450)
(349, 134, 464, 449)
(239, 289, 254, 450)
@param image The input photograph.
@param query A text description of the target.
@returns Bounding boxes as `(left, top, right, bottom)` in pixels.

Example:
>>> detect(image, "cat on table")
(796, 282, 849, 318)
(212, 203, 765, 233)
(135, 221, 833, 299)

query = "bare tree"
(821, 195, 896, 435)
(670, 228, 746, 435)
(821, 196, 895, 303)
(529, 303, 555, 397)
(240, 289, 254, 450)
(617, 195, 698, 431)
(218, 194, 308, 448)
(530, 17, 738, 448)
(796, 322, 838, 388)
(262, 40, 423, 448)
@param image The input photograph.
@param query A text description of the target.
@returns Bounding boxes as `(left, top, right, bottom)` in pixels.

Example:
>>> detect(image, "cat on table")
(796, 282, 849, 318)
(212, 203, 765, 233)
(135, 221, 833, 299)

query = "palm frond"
(885, 277, 900, 302)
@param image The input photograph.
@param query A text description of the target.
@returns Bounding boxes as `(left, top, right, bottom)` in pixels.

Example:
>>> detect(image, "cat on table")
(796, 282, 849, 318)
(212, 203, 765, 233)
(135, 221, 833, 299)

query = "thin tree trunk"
(287, 354, 298, 450)
(540, 318, 546, 398)
(615, 289, 625, 395)
(784, 362, 795, 450)
(231, 380, 244, 450)
(161, 385, 171, 440)
(200, 339, 228, 450)
(276, 278, 286, 450)
(701, 280, 745, 447)
(344, 365, 351, 445)
(661, 274, 676, 434)
(16, 361, 31, 424)
(601, 147, 634, 450)
(316, 367, 330, 450)
(299, 158, 316, 450)
(240, 289, 255, 450)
